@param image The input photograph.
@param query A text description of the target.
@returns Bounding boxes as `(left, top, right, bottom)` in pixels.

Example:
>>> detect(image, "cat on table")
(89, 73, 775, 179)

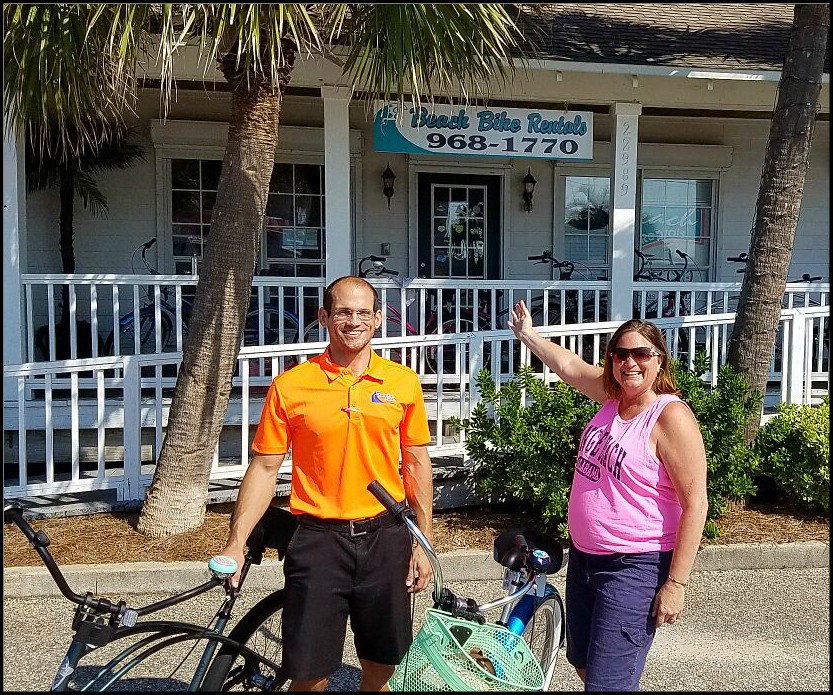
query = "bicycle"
(353, 255, 495, 375)
(718, 252, 827, 374)
(506, 251, 609, 369)
(103, 238, 312, 358)
(3, 499, 297, 692)
(366, 479, 566, 692)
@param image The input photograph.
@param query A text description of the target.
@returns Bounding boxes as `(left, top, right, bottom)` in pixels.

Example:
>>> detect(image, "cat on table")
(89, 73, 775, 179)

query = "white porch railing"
(20, 272, 827, 364)
(20, 273, 326, 362)
(3, 307, 828, 505)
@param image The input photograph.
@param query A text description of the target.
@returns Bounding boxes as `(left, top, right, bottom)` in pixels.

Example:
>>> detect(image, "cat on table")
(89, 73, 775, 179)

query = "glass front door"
(417, 173, 501, 280)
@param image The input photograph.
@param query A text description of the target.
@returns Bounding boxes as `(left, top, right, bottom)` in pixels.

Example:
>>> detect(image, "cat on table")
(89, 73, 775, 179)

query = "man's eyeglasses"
(609, 347, 661, 362)
(331, 309, 377, 323)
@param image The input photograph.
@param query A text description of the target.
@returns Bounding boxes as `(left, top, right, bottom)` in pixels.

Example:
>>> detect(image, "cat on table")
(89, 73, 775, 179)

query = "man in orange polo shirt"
(220, 275, 433, 692)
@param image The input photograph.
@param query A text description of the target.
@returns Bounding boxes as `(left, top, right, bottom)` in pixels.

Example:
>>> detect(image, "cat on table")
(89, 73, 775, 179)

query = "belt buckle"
(349, 519, 369, 537)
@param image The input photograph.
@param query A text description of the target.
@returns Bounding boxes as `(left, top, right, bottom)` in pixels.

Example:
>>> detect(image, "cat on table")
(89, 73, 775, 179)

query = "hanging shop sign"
(373, 102, 593, 160)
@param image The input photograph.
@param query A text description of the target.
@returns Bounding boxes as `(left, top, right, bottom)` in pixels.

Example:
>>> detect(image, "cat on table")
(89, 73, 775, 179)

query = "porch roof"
(516, 3, 830, 75)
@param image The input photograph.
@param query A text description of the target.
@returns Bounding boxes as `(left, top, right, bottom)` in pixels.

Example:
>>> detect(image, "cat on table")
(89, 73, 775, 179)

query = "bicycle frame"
(4, 502, 280, 692)
(365, 480, 560, 628)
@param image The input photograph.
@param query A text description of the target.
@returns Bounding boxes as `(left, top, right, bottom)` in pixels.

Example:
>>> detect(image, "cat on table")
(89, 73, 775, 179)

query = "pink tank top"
(568, 393, 684, 554)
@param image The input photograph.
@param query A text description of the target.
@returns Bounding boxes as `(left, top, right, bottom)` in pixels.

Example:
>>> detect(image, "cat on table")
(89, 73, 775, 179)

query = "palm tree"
(727, 3, 829, 443)
(138, 4, 525, 537)
(28, 125, 146, 360)
(7, 4, 526, 536)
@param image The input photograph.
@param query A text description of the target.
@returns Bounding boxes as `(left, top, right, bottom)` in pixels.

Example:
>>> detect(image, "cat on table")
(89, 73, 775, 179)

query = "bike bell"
(529, 548, 551, 573)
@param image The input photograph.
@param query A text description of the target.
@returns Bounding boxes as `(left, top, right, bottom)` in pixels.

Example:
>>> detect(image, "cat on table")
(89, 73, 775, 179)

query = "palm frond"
(74, 172, 109, 216)
(337, 4, 525, 110)
(4, 4, 143, 160)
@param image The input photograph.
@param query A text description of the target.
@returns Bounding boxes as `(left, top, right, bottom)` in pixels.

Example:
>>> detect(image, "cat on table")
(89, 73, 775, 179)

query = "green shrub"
(452, 352, 763, 540)
(449, 367, 599, 537)
(671, 352, 762, 525)
(753, 397, 829, 513)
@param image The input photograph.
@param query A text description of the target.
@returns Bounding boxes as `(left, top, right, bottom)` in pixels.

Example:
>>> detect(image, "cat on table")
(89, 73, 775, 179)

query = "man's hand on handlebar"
(407, 543, 433, 594)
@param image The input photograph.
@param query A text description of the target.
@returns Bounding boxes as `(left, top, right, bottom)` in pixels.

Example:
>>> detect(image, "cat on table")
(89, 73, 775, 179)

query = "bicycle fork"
(497, 568, 555, 636)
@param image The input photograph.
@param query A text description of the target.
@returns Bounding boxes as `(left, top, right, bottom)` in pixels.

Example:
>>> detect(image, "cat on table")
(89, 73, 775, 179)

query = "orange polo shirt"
(252, 348, 431, 520)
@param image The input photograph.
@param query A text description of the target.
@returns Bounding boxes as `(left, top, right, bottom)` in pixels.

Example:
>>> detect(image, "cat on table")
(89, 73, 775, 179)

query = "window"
(169, 159, 326, 279)
(264, 163, 326, 278)
(639, 178, 714, 281)
(563, 176, 610, 280)
(171, 159, 222, 274)
(431, 184, 486, 279)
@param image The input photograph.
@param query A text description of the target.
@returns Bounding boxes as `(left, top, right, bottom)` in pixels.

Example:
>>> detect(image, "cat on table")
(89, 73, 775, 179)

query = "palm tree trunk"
(137, 62, 289, 537)
(727, 3, 828, 443)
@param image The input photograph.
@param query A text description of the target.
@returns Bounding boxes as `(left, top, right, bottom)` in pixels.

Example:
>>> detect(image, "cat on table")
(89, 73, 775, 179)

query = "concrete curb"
(3, 541, 828, 599)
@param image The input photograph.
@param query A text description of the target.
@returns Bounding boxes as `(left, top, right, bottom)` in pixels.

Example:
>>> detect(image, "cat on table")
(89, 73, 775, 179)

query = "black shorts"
(281, 512, 413, 681)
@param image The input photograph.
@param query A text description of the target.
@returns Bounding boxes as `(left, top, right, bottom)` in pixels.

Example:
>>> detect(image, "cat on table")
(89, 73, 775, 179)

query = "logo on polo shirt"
(371, 391, 397, 404)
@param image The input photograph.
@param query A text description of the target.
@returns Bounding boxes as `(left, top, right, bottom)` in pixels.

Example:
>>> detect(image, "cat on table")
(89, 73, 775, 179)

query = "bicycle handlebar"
(367, 480, 539, 620)
(727, 253, 749, 264)
(3, 501, 226, 626)
(358, 255, 400, 278)
(527, 250, 577, 279)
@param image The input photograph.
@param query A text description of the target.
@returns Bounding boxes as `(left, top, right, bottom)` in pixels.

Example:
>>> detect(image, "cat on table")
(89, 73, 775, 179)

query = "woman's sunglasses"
(609, 347, 661, 362)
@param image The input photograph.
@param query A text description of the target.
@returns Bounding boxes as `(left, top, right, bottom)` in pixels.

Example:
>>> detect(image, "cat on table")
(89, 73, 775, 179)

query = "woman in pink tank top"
(508, 305, 708, 691)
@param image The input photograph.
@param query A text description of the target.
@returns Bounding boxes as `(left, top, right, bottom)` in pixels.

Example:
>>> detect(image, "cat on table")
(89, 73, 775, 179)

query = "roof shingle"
(515, 4, 829, 74)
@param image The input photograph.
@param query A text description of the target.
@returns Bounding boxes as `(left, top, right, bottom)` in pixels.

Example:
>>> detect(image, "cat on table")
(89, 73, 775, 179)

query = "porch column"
(4, 124, 25, 399)
(608, 102, 642, 321)
(322, 86, 352, 283)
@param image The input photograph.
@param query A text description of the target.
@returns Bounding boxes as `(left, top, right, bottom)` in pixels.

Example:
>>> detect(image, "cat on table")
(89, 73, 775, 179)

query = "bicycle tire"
(426, 317, 492, 375)
(522, 593, 565, 692)
(243, 308, 300, 346)
(104, 311, 174, 355)
(200, 590, 287, 692)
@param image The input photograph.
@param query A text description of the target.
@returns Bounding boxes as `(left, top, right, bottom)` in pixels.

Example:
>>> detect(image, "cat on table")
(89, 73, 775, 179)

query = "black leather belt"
(298, 510, 398, 537)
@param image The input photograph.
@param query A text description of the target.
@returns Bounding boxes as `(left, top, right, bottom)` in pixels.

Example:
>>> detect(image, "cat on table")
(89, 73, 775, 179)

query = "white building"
(3, 4, 829, 507)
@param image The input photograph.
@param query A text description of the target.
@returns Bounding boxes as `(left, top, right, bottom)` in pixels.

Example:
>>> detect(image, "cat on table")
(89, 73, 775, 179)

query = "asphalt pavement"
(3, 543, 830, 691)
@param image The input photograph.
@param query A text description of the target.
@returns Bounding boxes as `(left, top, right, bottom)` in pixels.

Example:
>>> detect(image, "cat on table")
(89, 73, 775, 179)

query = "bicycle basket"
(389, 609, 544, 692)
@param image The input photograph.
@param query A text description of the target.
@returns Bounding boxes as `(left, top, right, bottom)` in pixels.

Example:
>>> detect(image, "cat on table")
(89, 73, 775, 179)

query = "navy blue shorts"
(281, 513, 413, 681)
(565, 541, 672, 691)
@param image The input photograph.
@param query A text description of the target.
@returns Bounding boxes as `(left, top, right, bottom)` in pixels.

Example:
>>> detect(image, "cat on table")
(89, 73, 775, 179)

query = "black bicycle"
(356, 254, 495, 376)
(4, 500, 296, 692)
(103, 238, 312, 357)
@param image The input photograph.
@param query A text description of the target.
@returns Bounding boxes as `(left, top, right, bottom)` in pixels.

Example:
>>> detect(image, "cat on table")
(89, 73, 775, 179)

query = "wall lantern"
(382, 162, 396, 209)
(522, 168, 537, 213)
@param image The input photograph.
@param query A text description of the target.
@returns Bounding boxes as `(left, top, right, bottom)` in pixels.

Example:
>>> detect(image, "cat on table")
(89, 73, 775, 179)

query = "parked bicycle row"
(26, 240, 827, 371)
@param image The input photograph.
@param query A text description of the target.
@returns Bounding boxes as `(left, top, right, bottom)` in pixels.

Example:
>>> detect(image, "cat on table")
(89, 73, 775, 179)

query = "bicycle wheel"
(243, 308, 300, 346)
(522, 593, 565, 692)
(426, 318, 492, 375)
(200, 590, 287, 692)
(105, 311, 173, 355)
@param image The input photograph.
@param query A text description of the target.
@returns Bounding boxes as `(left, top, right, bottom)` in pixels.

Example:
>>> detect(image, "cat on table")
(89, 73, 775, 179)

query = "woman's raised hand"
(507, 300, 534, 338)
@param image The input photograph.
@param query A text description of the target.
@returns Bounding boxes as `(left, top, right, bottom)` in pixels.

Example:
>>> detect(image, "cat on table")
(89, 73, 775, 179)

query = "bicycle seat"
(493, 528, 564, 575)
(246, 503, 298, 559)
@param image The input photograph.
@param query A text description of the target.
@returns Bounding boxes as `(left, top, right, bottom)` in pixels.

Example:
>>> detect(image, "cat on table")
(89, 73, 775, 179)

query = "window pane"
(201, 160, 222, 191)
(665, 180, 690, 205)
(172, 191, 202, 223)
(294, 164, 321, 194)
(639, 178, 713, 281)
(295, 196, 321, 227)
(269, 164, 294, 193)
(266, 194, 294, 227)
(202, 192, 216, 223)
(642, 179, 664, 203)
(563, 176, 610, 275)
(172, 160, 200, 189)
